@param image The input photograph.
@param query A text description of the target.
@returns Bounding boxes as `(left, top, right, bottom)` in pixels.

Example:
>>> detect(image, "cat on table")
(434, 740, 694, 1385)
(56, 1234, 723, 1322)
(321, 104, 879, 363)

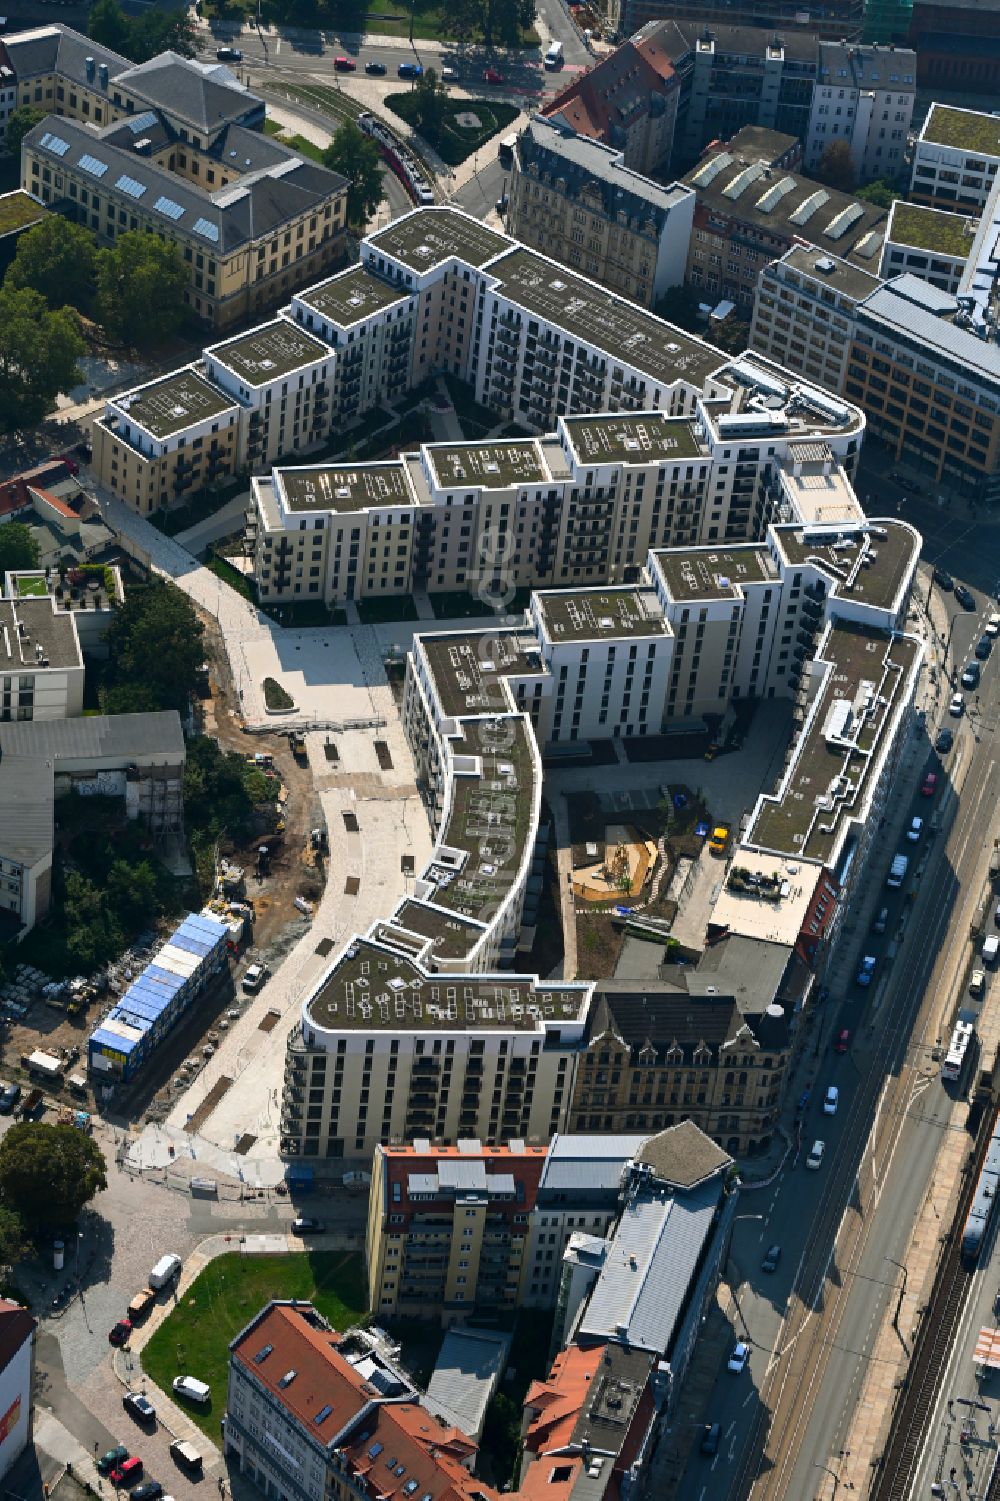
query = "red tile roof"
(542, 43, 677, 142)
(230, 1303, 378, 1440)
(523, 1345, 604, 1454)
(340, 1400, 492, 1501)
(28, 486, 78, 520)
(0, 461, 72, 520)
(0, 1300, 35, 1371)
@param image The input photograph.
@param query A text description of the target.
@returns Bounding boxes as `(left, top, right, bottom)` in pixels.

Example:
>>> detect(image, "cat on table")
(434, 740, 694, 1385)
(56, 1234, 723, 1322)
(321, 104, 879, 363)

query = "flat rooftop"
(653, 545, 776, 601)
(0, 189, 47, 237)
(888, 202, 976, 258)
(303, 937, 587, 1032)
(425, 439, 548, 490)
(777, 244, 883, 305)
(275, 462, 414, 515)
(534, 588, 670, 642)
(707, 850, 823, 946)
(921, 103, 1000, 158)
(774, 519, 918, 614)
(419, 630, 546, 720)
(206, 318, 331, 385)
(376, 899, 487, 965)
(428, 716, 537, 925)
(0, 597, 80, 671)
(562, 413, 704, 466)
(113, 367, 237, 440)
(487, 247, 723, 389)
(298, 264, 413, 326)
(780, 448, 865, 527)
(748, 621, 921, 865)
(367, 208, 512, 273)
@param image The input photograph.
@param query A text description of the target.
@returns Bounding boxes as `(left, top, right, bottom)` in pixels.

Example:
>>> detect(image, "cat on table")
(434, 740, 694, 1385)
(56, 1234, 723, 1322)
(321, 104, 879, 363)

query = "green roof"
(299, 265, 413, 326)
(922, 104, 1000, 158)
(562, 413, 704, 466)
(207, 318, 331, 383)
(888, 202, 975, 258)
(0, 190, 47, 238)
(425, 440, 547, 489)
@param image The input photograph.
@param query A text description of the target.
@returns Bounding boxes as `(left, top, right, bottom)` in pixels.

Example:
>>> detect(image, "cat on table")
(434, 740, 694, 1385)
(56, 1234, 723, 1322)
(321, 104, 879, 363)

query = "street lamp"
(813, 1461, 839, 1497)
(885, 1256, 908, 1335)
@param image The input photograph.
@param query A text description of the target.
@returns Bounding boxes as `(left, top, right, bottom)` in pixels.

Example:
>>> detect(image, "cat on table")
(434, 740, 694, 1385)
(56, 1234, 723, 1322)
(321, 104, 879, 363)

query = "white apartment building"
(0, 597, 84, 722)
(804, 41, 915, 184)
(910, 104, 1000, 215)
(750, 245, 883, 394)
(202, 317, 334, 473)
(290, 264, 418, 425)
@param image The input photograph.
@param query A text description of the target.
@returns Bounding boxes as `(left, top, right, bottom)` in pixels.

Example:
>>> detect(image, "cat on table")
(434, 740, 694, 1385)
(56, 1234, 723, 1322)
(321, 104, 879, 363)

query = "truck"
(290, 731, 307, 763)
(708, 824, 731, 857)
(149, 1253, 182, 1290)
(543, 38, 564, 68)
(887, 853, 909, 889)
(25, 1050, 63, 1080)
(498, 133, 517, 166)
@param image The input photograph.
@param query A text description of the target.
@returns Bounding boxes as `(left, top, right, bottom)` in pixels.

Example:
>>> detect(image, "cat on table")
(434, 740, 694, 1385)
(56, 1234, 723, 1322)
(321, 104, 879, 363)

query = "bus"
(943, 1017, 976, 1086)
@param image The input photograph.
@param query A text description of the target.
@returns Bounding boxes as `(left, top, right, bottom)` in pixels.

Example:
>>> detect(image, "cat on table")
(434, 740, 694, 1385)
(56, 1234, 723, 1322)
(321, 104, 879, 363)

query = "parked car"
(970, 969, 986, 997)
(955, 584, 976, 610)
(242, 963, 268, 995)
(986, 612, 1000, 638)
(0, 1082, 21, 1114)
(921, 772, 938, 797)
(949, 693, 965, 717)
(873, 907, 889, 935)
(936, 727, 954, 754)
(856, 955, 877, 987)
(932, 568, 953, 591)
(700, 1422, 721, 1455)
(483, 66, 506, 82)
(97, 1446, 129, 1476)
(215, 46, 241, 60)
(823, 1086, 839, 1115)
(110, 1458, 143, 1486)
(440, 64, 457, 79)
(962, 662, 980, 689)
(129, 1485, 163, 1501)
(761, 1244, 781, 1273)
(806, 1139, 826, 1170)
(123, 1392, 156, 1423)
(835, 1028, 850, 1054)
(976, 634, 993, 660)
(727, 1341, 749, 1373)
(906, 816, 923, 842)
(291, 1217, 326, 1234)
(334, 55, 356, 70)
(397, 61, 423, 77)
(365, 59, 387, 74)
(172, 1377, 210, 1405)
(109, 1320, 133, 1346)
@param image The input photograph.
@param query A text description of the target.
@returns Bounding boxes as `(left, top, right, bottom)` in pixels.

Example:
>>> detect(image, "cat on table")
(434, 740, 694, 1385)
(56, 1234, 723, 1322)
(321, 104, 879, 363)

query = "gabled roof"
(0, 23, 129, 90)
(632, 1120, 732, 1191)
(0, 1301, 36, 1370)
(117, 52, 260, 133)
(542, 37, 678, 143)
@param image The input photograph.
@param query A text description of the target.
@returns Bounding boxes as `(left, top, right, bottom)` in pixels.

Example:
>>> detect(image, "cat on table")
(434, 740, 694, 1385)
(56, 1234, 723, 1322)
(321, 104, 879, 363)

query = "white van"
(984, 935, 1000, 967)
(887, 854, 908, 889)
(544, 39, 564, 68)
(149, 1253, 182, 1290)
(806, 1139, 826, 1170)
(169, 1440, 203, 1472)
(173, 1376, 210, 1405)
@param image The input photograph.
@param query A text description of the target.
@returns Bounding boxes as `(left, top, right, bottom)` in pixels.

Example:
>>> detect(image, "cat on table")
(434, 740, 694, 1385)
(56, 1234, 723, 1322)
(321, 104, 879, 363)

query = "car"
(949, 693, 965, 717)
(727, 1341, 749, 1373)
(440, 64, 457, 79)
(986, 612, 1000, 639)
(123, 1392, 156, 1424)
(365, 59, 387, 74)
(109, 1319, 133, 1346)
(761, 1244, 781, 1273)
(936, 727, 954, 754)
(129, 1485, 163, 1501)
(856, 955, 877, 987)
(970, 969, 986, 997)
(955, 584, 976, 610)
(806, 1139, 826, 1170)
(215, 46, 241, 61)
(823, 1085, 839, 1115)
(975, 634, 993, 660)
(921, 771, 938, 797)
(110, 1458, 143, 1485)
(291, 1217, 326, 1234)
(0, 1082, 21, 1114)
(933, 568, 954, 591)
(873, 906, 889, 935)
(334, 55, 356, 70)
(835, 1028, 850, 1054)
(906, 816, 923, 843)
(241, 963, 268, 994)
(700, 1422, 721, 1455)
(482, 66, 506, 82)
(397, 61, 423, 77)
(97, 1447, 130, 1476)
(962, 662, 980, 689)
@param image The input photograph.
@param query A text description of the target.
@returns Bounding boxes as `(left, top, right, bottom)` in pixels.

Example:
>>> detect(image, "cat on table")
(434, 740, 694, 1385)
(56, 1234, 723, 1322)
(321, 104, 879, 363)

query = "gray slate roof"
(818, 40, 916, 90)
(117, 52, 260, 133)
(424, 1328, 510, 1440)
(518, 115, 692, 224)
(539, 1133, 648, 1194)
(0, 711, 184, 762)
(0, 23, 129, 90)
(579, 1180, 722, 1355)
(0, 755, 54, 866)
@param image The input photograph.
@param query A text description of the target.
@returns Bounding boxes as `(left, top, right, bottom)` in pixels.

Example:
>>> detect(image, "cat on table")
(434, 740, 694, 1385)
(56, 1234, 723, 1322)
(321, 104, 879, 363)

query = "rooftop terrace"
(367, 208, 512, 274)
(298, 264, 413, 326)
(888, 202, 976, 258)
(303, 937, 587, 1033)
(562, 413, 705, 466)
(748, 620, 921, 864)
(113, 367, 236, 440)
(534, 588, 670, 642)
(653, 545, 776, 601)
(425, 440, 548, 491)
(0, 597, 80, 672)
(275, 462, 414, 515)
(921, 103, 1000, 157)
(206, 318, 331, 385)
(487, 247, 723, 389)
(419, 630, 546, 721)
(377, 899, 488, 965)
(774, 519, 918, 615)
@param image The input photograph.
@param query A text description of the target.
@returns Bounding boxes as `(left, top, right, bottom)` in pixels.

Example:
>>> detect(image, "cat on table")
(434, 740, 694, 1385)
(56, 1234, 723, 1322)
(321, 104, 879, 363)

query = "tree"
(63, 870, 123, 969)
(856, 177, 896, 208)
(485, 0, 532, 45)
(183, 735, 256, 844)
(106, 858, 160, 931)
(654, 283, 705, 332)
(4, 106, 45, 160)
(411, 69, 450, 147)
(88, 0, 194, 62)
(449, 0, 484, 40)
(0, 287, 84, 433)
(95, 231, 189, 347)
(102, 577, 204, 715)
(0, 1123, 107, 1232)
(0, 1206, 29, 1273)
(5, 216, 97, 311)
(0, 523, 40, 574)
(323, 120, 384, 227)
(816, 139, 856, 192)
(88, 0, 132, 54)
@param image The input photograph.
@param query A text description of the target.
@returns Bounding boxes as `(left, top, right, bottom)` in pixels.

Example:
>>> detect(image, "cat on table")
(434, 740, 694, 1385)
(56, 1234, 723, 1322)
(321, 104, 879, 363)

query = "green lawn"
(15, 575, 48, 597)
(141, 1251, 367, 1436)
(386, 94, 519, 167)
(207, 553, 254, 601)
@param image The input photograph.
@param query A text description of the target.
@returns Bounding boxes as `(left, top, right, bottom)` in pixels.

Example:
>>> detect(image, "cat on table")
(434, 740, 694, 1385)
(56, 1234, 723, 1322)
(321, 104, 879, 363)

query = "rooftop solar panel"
(192, 216, 220, 242)
(115, 173, 147, 199)
(154, 194, 184, 221)
(126, 110, 158, 134)
(79, 153, 110, 179)
(40, 131, 70, 157)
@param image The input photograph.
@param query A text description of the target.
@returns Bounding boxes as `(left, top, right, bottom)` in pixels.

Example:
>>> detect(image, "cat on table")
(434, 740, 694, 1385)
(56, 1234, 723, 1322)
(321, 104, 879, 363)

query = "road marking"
(725, 1421, 736, 1438)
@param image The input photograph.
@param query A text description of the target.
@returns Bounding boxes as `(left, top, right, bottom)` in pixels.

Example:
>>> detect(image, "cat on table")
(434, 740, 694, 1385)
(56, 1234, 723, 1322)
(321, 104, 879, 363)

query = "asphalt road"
(670, 570, 1000, 1501)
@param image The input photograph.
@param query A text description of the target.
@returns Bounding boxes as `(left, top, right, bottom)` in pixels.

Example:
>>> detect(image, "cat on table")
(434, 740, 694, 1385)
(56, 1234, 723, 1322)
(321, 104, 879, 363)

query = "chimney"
(85, 55, 95, 81)
(98, 61, 108, 89)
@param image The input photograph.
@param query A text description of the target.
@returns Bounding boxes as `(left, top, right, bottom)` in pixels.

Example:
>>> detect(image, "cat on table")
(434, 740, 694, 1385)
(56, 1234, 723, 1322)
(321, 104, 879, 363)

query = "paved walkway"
(173, 493, 251, 554)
